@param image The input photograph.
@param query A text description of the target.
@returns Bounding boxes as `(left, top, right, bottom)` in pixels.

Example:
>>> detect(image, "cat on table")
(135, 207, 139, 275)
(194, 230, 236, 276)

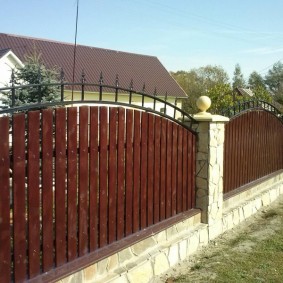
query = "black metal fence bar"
(0, 80, 196, 130)
(221, 100, 283, 120)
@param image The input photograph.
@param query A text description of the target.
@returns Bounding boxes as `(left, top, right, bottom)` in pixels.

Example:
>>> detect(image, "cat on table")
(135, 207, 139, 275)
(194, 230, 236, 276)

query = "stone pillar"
(192, 96, 229, 239)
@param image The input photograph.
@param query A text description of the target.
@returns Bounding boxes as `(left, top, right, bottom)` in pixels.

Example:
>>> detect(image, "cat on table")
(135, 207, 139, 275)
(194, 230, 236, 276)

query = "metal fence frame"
(0, 74, 196, 130)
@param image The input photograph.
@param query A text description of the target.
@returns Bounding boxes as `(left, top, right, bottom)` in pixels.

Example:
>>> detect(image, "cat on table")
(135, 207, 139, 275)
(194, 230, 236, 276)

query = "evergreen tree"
(248, 71, 266, 89)
(265, 61, 283, 105)
(232, 63, 246, 90)
(247, 71, 271, 102)
(1, 51, 60, 107)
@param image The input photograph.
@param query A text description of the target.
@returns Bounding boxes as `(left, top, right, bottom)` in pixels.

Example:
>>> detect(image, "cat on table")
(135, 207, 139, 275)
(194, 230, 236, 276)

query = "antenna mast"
(72, 0, 79, 100)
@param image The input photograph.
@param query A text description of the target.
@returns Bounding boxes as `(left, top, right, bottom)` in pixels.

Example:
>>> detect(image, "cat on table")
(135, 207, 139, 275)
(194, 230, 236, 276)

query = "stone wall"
(58, 211, 208, 283)
(222, 170, 283, 233)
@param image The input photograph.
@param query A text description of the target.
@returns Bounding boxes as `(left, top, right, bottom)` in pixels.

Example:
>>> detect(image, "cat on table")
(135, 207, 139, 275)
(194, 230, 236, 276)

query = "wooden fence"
(0, 106, 196, 282)
(223, 110, 283, 195)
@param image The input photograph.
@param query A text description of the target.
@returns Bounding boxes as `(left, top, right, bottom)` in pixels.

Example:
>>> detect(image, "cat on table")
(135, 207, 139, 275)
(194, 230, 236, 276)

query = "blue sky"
(1, 0, 283, 80)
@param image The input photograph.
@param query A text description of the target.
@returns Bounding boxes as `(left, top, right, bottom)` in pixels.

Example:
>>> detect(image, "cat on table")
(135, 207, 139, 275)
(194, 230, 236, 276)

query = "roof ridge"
(0, 47, 11, 52)
(0, 33, 157, 59)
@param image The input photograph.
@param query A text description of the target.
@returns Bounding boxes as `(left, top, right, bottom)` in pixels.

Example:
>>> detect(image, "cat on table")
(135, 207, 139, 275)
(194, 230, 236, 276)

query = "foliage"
(248, 71, 266, 89)
(252, 85, 272, 102)
(265, 61, 283, 95)
(171, 65, 229, 113)
(196, 65, 230, 88)
(265, 61, 283, 106)
(232, 63, 246, 90)
(172, 62, 282, 114)
(1, 51, 60, 107)
(206, 83, 234, 114)
(171, 70, 200, 113)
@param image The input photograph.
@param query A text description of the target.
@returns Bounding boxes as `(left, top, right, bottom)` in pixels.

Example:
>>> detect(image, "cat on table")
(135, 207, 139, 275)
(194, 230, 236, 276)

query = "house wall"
(0, 55, 13, 88)
(0, 53, 23, 87)
(0, 53, 24, 106)
(65, 90, 183, 119)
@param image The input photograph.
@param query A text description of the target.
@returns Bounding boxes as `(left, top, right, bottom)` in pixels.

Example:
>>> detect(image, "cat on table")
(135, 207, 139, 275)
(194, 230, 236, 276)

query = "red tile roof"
(0, 33, 187, 98)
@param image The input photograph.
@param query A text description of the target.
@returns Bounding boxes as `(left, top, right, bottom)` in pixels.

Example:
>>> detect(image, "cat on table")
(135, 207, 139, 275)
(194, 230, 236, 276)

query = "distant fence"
(223, 109, 283, 195)
(221, 99, 283, 119)
(0, 104, 196, 282)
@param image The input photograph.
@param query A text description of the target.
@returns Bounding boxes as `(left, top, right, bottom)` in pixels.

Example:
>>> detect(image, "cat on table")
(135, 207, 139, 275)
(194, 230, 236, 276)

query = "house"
(0, 33, 187, 115)
(0, 48, 24, 88)
(235, 87, 254, 98)
(0, 48, 24, 106)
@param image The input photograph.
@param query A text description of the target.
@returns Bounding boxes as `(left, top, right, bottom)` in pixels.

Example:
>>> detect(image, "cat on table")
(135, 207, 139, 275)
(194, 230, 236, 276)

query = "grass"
(210, 237, 283, 282)
(171, 200, 283, 283)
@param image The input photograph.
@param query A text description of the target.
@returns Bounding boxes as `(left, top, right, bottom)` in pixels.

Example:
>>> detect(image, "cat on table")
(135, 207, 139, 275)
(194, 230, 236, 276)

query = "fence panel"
(67, 107, 78, 260)
(125, 109, 133, 236)
(166, 121, 172, 219)
(89, 107, 99, 251)
(147, 114, 154, 226)
(108, 107, 118, 243)
(55, 108, 67, 266)
(160, 119, 167, 220)
(224, 110, 283, 195)
(41, 109, 54, 272)
(78, 107, 89, 255)
(177, 126, 183, 214)
(154, 116, 161, 223)
(0, 116, 11, 283)
(0, 105, 196, 282)
(27, 111, 40, 278)
(140, 112, 148, 229)
(117, 108, 125, 240)
(99, 107, 108, 248)
(171, 123, 178, 215)
(13, 114, 27, 282)
(133, 110, 141, 232)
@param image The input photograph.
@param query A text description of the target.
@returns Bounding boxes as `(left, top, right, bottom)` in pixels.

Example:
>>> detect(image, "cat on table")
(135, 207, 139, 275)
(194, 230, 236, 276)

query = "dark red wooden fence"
(224, 110, 283, 194)
(0, 106, 196, 282)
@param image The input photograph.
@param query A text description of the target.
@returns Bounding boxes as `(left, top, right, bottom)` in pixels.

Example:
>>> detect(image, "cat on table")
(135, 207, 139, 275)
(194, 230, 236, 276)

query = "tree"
(197, 65, 229, 89)
(171, 70, 203, 113)
(246, 71, 271, 102)
(265, 61, 283, 105)
(206, 83, 234, 114)
(171, 65, 230, 113)
(232, 63, 246, 90)
(252, 85, 272, 102)
(248, 71, 266, 90)
(1, 51, 60, 107)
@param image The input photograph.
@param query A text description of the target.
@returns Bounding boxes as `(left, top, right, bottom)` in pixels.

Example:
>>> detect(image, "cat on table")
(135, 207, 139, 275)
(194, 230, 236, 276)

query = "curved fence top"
(0, 80, 196, 130)
(221, 100, 283, 121)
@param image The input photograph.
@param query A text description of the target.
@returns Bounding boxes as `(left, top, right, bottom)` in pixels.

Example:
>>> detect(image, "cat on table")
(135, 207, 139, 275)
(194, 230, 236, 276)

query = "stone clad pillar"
(192, 96, 229, 239)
